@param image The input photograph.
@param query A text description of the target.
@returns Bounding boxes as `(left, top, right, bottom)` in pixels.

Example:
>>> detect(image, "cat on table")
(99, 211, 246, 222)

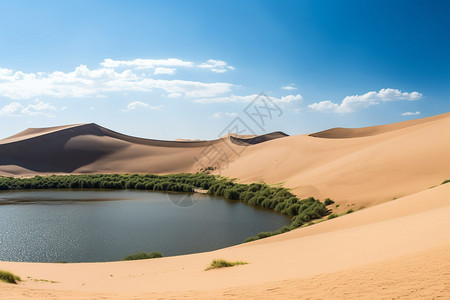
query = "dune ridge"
(309, 112, 450, 138)
(0, 123, 283, 175)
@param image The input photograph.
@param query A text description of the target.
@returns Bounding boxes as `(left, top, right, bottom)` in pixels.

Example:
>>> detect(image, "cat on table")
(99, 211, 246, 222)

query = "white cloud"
(0, 63, 233, 99)
(195, 93, 302, 104)
(281, 84, 297, 91)
(101, 58, 235, 74)
(277, 94, 303, 103)
(154, 67, 176, 75)
(401, 111, 421, 116)
(22, 100, 57, 116)
(101, 58, 193, 69)
(199, 59, 234, 73)
(0, 100, 57, 117)
(211, 112, 238, 118)
(211, 68, 227, 74)
(308, 88, 422, 113)
(0, 102, 23, 116)
(167, 92, 182, 98)
(307, 100, 339, 112)
(121, 101, 164, 112)
(127, 101, 149, 110)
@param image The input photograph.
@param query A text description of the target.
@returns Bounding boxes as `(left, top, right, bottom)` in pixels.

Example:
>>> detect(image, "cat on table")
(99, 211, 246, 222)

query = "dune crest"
(309, 112, 450, 139)
(0, 123, 288, 175)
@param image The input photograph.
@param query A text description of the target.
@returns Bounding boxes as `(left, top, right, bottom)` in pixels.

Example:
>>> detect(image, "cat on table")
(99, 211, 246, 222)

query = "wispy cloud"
(121, 101, 164, 112)
(195, 93, 302, 104)
(0, 63, 233, 99)
(154, 67, 176, 75)
(101, 58, 193, 69)
(308, 88, 422, 113)
(198, 59, 235, 73)
(401, 111, 421, 116)
(211, 112, 238, 118)
(281, 84, 297, 91)
(101, 58, 235, 74)
(0, 100, 57, 117)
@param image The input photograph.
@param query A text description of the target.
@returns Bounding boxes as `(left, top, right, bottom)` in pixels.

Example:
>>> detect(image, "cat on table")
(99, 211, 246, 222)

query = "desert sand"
(0, 112, 449, 299)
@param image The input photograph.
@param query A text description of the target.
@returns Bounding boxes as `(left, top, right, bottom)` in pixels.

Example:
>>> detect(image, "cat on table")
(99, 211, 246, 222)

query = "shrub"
(205, 259, 248, 270)
(0, 270, 21, 284)
(324, 198, 334, 206)
(327, 214, 338, 220)
(347, 209, 354, 214)
(123, 251, 163, 261)
(442, 179, 450, 185)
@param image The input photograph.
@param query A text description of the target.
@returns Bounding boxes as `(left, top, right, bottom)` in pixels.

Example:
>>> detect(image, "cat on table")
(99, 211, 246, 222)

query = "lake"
(0, 190, 289, 262)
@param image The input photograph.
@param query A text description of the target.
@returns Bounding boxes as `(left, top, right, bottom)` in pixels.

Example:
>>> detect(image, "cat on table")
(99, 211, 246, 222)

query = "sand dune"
(0, 123, 247, 174)
(309, 112, 450, 138)
(221, 112, 450, 207)
(0, 112, 449, 298)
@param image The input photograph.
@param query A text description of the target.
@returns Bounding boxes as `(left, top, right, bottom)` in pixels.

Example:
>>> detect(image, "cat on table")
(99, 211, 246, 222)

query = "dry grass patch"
(205, 259, 248, 270)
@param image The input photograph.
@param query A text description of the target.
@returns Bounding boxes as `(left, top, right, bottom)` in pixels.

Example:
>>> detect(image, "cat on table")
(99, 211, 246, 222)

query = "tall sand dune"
(221, 112, 450, 206)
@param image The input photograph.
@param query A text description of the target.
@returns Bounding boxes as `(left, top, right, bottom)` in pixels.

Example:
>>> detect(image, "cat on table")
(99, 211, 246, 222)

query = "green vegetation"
(347, 209, 354, 214)
(0, 173, 211, 192)
(327, 213, 338, 220)
(123, 251, 163, 261)
(442, 179, 450, 185)
(324, 198, 334, 206)
(26, 276, 59, 283)
(0, 173, 332, 242)
(0, 270, 21, 284)
(205, 259, 248, 270)
(208, 181, 330, 242)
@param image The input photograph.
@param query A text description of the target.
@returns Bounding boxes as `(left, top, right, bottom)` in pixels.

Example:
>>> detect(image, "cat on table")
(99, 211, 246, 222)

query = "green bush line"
(123, 251, 163, 261)
(0, 173, 331, 242)
(442, 179, 450, 185)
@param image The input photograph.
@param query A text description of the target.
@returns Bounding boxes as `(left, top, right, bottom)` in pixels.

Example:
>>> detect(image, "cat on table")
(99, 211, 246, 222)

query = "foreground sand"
(0, 113, 449, 299)
(1, 183, 449, 299)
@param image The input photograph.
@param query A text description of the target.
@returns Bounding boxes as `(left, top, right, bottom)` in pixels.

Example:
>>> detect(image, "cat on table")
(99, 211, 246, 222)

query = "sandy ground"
(0, 112, 449, 299)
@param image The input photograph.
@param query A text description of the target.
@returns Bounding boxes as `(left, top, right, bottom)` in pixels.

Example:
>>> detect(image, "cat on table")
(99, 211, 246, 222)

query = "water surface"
(0, 190, 289, 262)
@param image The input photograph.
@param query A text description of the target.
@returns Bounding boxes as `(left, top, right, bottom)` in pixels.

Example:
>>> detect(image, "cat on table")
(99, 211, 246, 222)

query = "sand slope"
(221, 112, 450, 207)
(0, 123, 261, 175)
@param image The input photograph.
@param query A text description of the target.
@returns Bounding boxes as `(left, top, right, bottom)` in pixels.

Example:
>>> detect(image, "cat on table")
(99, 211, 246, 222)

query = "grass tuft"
(205, 259, 248, 270)
(0, 270, 21, 284)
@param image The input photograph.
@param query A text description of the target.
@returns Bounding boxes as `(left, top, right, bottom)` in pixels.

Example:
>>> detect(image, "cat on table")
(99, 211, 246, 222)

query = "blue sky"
(0, 0, 449, 140)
